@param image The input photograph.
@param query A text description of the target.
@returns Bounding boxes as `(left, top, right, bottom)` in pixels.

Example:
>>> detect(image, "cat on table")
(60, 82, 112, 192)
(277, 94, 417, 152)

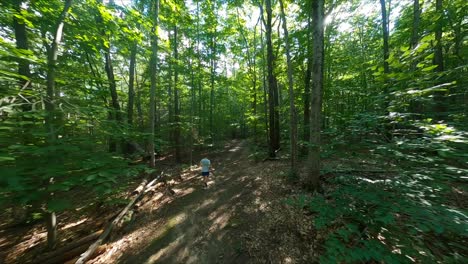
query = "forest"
(0, 0, 467, 263)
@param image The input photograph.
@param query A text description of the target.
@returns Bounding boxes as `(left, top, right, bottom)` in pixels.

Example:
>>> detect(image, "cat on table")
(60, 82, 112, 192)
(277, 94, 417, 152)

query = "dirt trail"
(96, 140, 260, 264)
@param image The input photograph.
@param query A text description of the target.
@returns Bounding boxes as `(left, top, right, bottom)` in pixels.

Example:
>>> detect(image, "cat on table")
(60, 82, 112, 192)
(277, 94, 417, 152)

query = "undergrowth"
(288, 121, 468, 263)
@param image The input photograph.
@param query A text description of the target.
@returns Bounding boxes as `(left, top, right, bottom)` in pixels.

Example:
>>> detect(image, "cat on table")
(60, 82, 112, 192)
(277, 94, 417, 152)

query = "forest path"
(96, 140, 260, 264)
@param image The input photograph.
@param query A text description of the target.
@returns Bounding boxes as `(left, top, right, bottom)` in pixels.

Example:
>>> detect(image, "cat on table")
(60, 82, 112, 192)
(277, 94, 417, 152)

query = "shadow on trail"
(116, 140, 256, 264)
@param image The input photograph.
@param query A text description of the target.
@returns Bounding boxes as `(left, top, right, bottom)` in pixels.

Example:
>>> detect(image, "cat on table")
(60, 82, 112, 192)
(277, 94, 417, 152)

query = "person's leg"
(202, 171, 209, 187)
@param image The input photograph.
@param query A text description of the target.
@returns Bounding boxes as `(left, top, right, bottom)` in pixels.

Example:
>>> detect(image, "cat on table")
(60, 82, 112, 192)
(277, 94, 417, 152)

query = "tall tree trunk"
(97, 0, 122, 152)
(303, 9, 312, 155)
(173, 25, 181, 162)
(380, 0, 392, 140)
(210, 34, 215, 143)
(380, 0, 390, 75)
(433, 0, 445, 118)
(196, 0, 202, 137)
(167, 31, 173, 146)
(307, 0, 324, 191)
(13, 0, 31, 111)
(44, 0, 73, 249)
(434, 0, 444, 73)
(279, 0, 297, 174)
(128, 41, 137, 126)
(148, 0, 159, 168)
(409, 0, 421, 114)
(410, 0, 420, 49)
(125, 40, 137, 153)
(264, 0, 280, 157)
(260, 14, 269, 146)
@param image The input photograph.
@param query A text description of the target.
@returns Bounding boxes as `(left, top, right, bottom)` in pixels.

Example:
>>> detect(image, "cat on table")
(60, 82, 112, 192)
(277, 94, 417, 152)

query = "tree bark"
(148, 0, 159, 168)
(303, 9, 312, 155)
(434, 0, 444, 73)
(264, 0, 280, 157)
(127, 41, 137, 126)
(380, 0, 390, 75)
(96, 0, 122, 152)
(173, 25, 181, 162)
(12, 0, 31, 112)
(259, 8, 269, 146)
(44, 0, 73, 249)
(307, 0, 324, 191)
(410, 0, 420, 49)
(209, 23, 217, 144)
(433, 0, 446, 118)
(279, 0, 297, 174)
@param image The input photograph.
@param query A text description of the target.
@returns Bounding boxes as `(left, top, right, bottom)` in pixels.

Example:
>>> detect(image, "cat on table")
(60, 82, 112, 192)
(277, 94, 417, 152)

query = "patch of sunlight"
(254, 197, 269, 212)
(60, 217, 87, 230)
(284, 257, 293, 263)
(209, 205, 228, 220)
(145, 234, 186, 264)
(201, 198, 216, 209)
(356, 177, 391, 184)
(167, 212, 187, 229)
(228, 146, 241, 152)
(208, 211, 232, 232)
(435, 134, 466, 143)
(173, 187, 195, 196)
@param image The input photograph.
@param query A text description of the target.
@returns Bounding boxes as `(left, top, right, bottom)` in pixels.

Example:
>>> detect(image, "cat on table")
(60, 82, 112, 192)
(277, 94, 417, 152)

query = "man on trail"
(200, 157, 212, 187)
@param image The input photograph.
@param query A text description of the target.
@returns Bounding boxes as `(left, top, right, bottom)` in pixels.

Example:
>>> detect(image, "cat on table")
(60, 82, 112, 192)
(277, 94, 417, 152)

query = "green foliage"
(289, 171, 467, 263)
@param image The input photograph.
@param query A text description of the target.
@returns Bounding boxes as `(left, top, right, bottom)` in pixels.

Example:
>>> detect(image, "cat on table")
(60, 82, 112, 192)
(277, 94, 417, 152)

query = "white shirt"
(200, 158, 211, 172)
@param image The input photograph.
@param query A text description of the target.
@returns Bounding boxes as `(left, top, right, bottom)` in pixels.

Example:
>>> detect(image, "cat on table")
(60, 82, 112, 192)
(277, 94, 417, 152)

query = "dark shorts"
(202, 171, 209, 177)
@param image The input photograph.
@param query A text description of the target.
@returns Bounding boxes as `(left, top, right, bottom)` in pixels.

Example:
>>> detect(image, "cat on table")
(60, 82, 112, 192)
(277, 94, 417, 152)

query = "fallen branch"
(35, 230, 103, 264)
(75, 178, 148, 264)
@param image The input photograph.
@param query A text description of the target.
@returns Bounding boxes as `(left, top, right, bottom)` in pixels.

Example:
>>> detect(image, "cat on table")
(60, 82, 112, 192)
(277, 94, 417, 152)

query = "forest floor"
(5, 138, 462, 263)
(2, 139, 314, 264)
(93, 139, 261, 263)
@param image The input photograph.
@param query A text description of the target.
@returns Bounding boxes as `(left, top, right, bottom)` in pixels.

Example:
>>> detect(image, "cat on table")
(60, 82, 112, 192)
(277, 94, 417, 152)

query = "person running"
(200, 157, 211, 187)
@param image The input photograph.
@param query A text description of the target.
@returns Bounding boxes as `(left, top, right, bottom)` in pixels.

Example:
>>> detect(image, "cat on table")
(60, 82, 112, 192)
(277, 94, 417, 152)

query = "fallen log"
(43, 242, 92, 264)
(64, 245, 106, 264)
(75, 178, 148, 264)
(34, 230, 103, 264)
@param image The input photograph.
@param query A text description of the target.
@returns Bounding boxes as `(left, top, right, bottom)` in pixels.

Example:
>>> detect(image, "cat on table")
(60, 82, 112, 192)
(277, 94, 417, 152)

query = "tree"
(148, 0, 159, 168)
(307, 0, 324, 190)
(44, 0, 73, 248)
(12, 0, 31, 109)
(279, 0, 297, 174)
(262, 0, 280, 158)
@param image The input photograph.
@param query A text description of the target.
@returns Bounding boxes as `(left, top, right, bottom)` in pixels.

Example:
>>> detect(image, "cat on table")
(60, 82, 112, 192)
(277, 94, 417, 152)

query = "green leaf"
(422, 65, 438, 72)
(47, 199, 72, 212)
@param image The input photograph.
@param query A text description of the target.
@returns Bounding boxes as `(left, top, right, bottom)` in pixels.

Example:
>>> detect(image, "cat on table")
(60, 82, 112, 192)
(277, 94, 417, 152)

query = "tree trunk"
(210, 33, 216, 143)
(433, 0, 446, 118)
(173, 26, 181, 163)
(264, 0, 280, 157)
(410, 0, 420, 49)
(307, 0, 324, 191)
(380, 0, 392, 140)
(128, 41, 137, 126)
(279, 0, 297, 174)
(196, 0, 203, 137)
(125, 40, 137, 153)
(303, 10, 312, 156)
(44, 0, 73, 249)
(380, 0, 390, 75)
(13, 0, 31, 111)
(96, 0, 122, 152)
(167, 31, 173, 146)
(260, 16, 269, 146)
(148, 0, 159, 168)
